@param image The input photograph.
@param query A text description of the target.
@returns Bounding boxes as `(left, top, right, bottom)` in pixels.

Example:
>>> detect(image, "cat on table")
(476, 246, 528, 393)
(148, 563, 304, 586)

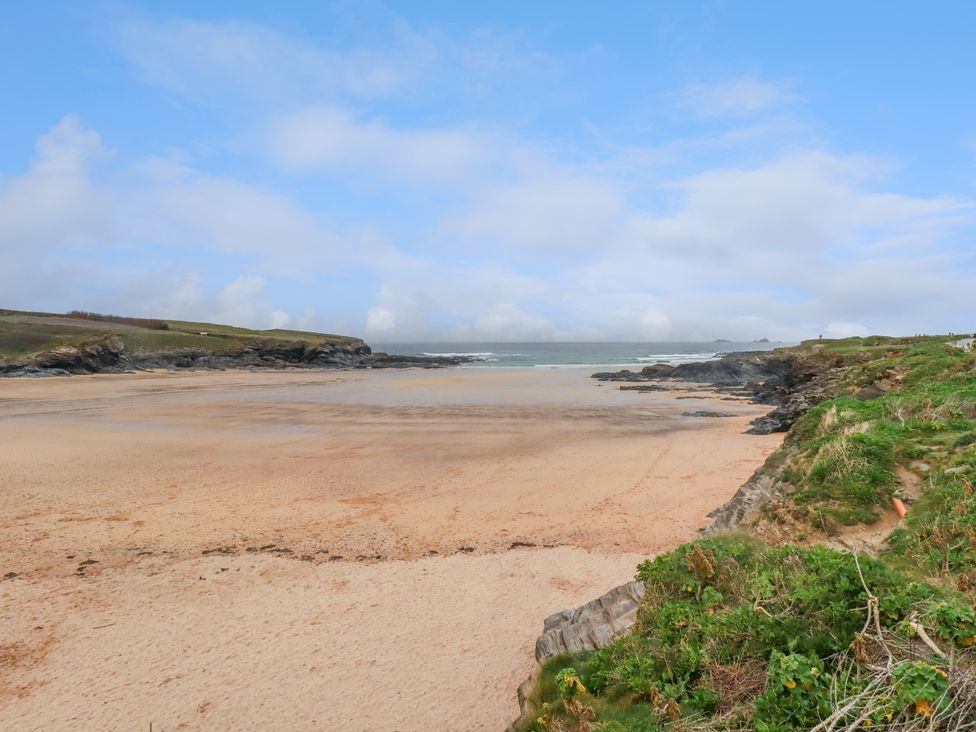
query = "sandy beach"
(0, 368, 781, 731)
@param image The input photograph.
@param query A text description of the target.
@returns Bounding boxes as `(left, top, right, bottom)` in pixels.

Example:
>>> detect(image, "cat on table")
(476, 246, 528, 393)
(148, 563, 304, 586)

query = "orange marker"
(892, 498, 907, 518)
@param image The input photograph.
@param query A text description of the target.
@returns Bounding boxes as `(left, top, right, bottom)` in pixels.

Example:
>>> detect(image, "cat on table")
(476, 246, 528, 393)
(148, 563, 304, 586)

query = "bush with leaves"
(518, 537, 969, 732)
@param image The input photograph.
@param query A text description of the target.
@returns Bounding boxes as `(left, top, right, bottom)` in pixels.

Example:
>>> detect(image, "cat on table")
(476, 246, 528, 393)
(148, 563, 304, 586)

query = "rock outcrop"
(534, 580, 645, 662)
(29, 337, 127, 374)
(508, 581, 645, 731)
(593, 349, 846, 435)
(593, 351, 797, 387)
(705, 449, 796, 531)
(1, 338, 468, 376)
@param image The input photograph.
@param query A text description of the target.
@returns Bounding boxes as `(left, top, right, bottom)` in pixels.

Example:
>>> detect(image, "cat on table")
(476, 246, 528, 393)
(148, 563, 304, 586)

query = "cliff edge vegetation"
(518, 335, 976, 731)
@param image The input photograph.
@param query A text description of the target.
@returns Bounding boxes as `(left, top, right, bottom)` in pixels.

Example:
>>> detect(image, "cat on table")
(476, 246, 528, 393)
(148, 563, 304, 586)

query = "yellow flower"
(784, 679, 797, 689)
(916, 699, 933, 717)
(931, 665, 948, 678)
(863, 720, 873, 728)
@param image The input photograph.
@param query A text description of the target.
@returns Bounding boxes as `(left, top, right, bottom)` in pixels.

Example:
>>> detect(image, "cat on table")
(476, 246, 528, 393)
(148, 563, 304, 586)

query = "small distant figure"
(818, 334, 823, 340)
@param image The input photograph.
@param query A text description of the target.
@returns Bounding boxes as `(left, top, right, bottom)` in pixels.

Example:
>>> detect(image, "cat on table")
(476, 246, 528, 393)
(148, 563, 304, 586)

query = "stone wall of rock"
(534, 580, 645, 661)
(507, 581, 645, 731)
(704, 450, 796, 532)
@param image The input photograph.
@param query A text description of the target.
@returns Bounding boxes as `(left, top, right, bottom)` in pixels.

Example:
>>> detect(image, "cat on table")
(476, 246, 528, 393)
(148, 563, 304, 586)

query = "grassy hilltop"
(0, 308, 363, 359)
(520, 335, 976, 731)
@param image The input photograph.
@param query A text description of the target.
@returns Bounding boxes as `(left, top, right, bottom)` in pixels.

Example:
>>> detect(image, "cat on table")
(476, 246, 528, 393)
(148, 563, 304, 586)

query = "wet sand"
(0, 368, 781, 730)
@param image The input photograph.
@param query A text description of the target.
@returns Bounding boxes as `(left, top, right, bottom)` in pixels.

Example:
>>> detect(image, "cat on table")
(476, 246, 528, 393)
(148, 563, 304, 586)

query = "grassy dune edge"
(0, 308, 362, 358)
(518, 335, 976, 731)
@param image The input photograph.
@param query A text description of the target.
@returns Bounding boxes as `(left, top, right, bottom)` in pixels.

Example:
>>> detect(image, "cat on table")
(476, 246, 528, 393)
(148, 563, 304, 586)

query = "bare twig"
(907, 611, 947, 659)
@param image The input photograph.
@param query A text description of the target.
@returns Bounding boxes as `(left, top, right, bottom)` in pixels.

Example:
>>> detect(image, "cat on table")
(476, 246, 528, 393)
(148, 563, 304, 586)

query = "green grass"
(887, 453, 976, 578)
(0, 308, 363, 362)
(758, 339, 976, 533)
(519, 537, 974, 732)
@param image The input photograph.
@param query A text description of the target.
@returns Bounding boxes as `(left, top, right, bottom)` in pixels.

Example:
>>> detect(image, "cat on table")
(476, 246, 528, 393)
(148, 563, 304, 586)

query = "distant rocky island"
(0, 309, 466, 376)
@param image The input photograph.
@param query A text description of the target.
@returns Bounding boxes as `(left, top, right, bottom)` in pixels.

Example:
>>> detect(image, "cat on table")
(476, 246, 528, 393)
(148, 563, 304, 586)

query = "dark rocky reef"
(362, 351, 469, 369)
(592, 350, 797, 388)
(593, 349, 845, 435)
(1, 337, 468, 377)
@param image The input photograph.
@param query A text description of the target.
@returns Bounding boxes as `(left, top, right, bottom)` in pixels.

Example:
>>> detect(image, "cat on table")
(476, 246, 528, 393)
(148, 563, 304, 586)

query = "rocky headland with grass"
(515, 335, 976, 731)
(0, 309, 465, 376)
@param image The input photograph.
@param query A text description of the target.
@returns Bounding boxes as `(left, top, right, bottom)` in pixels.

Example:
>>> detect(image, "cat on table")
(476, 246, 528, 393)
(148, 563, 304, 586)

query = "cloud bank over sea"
(2, 4, 974, 341)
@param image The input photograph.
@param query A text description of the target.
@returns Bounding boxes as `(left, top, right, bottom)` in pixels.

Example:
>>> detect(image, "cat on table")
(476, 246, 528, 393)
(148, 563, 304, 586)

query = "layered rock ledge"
(593, 348, 845, 434)
(1, 337, 468, 376)
(508, 581, 645, 731)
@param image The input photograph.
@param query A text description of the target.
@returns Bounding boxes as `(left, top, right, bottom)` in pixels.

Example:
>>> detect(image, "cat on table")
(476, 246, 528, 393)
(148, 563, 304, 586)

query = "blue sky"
(2, 1, 974, 341)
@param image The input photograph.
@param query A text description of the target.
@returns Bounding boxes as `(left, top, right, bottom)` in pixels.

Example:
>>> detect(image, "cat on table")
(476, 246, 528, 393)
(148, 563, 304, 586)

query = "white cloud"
(269, 107, 484, 183)
(365, 306, 397, 333)
(0, 115, 112, 250)
(621, 152, 968, 286)
(111, 11, 553, 113)
(7, 23, 976, 346)
(445, 176, 623, 253)
(825, 322, 870, 338)
(270, 310, 292, 329)
(105, 272, 298, 330)
(473, 304, 553, 341)
(215, 275, 267, 326)
(639, 308, 673, 340)
(34, 114, 112, 171)
(114, 17, 433, 103)
(0, 117, 355, 330)
(144, 165, 349, 278)
(678, 74, 799, 117)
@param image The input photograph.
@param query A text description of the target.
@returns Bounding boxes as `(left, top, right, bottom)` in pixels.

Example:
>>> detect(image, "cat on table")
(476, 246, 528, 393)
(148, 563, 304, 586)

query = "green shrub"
(753, 651, 830, 731)
(520, 537, 952, 731)
(954, 432, 976, 448)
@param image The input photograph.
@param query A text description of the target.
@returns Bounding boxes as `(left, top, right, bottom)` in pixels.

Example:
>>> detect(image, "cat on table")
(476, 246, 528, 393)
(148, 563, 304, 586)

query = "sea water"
(371, 341, 787, 369)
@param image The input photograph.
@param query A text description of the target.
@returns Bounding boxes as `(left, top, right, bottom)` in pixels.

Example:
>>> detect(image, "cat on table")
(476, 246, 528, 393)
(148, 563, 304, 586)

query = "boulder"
(534, 580, 645, 662)
(507, 580, 646, 731)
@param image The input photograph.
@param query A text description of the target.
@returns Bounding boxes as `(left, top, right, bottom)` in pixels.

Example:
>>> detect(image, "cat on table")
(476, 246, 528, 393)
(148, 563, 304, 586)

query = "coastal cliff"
(513, 335, 976, 731)
(0, 309, 464, 376)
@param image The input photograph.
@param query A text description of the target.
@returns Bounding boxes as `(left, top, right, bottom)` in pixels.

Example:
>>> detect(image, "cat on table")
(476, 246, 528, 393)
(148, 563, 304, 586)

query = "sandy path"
(0, 368, 781, 730)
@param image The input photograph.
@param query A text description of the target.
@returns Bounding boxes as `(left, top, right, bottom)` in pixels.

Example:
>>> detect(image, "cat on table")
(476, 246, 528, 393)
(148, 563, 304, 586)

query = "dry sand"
(0, 368, 781, 731)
